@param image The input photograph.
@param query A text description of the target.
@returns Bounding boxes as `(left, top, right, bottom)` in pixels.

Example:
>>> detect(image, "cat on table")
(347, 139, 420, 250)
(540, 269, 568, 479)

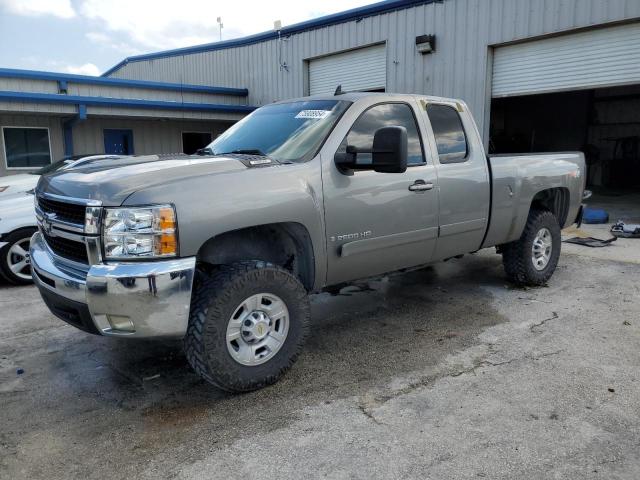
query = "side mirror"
(370, 126, 408, 173)
(335, 126, 408, 174)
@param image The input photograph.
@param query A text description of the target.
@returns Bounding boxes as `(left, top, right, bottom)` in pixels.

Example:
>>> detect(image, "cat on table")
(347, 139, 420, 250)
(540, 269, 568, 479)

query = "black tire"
(184, 261, 310, 392)
(502, 209, 561, 286)
(0, 228, 37, 285)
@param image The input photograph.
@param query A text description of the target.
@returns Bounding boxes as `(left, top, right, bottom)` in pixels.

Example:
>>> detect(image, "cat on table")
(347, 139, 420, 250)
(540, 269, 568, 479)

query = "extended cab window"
(426, 104, 468, 164)
(342, 103, 425, 166)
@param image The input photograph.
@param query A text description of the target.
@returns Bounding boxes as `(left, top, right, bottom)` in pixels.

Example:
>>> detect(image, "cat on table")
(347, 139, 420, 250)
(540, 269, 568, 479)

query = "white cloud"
(86, 31, 143, 56)
(0, 0, 75, 19)
(85, 31, 110, 44)
(78, 0, 373, 51)
(65, 62, 101, 76)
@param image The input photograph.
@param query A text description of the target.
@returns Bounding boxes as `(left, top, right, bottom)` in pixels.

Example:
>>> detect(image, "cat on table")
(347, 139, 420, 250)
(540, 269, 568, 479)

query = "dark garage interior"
(490, 85, 640, 194)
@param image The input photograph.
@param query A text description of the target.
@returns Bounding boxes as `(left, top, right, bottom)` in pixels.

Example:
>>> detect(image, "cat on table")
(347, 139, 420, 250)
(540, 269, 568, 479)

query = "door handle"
(408, 180, 434, 192)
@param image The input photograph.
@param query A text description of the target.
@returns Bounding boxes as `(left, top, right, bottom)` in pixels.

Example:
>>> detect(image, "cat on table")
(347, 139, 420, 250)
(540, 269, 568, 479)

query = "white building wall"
(0, 114, 233, 176)
(72, 118, 232, 156)
(108, 0, 640, 137)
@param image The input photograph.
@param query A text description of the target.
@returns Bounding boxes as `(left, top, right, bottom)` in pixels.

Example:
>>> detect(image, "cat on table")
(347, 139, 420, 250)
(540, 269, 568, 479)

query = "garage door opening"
(490, 84, 640, 195)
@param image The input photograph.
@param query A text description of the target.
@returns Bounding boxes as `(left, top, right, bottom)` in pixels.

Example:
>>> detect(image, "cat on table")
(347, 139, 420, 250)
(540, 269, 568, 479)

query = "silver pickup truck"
(30, 93, 585, 392)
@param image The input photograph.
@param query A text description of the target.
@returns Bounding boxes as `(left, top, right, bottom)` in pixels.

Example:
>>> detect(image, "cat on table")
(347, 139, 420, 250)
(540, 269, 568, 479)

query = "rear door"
(421, 102, 490, 260)
(322, 99, 439, 285)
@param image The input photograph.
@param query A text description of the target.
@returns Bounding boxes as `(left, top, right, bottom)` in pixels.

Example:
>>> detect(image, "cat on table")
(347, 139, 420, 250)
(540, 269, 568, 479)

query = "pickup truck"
(30, 92, 585, 392)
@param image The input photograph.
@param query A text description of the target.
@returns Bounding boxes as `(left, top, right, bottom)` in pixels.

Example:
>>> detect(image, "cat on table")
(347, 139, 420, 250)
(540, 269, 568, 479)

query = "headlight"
(102, 205, 177, 259)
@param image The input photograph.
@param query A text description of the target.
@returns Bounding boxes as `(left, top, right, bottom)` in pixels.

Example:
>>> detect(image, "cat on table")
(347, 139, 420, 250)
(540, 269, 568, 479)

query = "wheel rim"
(7, 237, 32, 280)
(532, 227, 553, 271)
(226, 293, 289, 366)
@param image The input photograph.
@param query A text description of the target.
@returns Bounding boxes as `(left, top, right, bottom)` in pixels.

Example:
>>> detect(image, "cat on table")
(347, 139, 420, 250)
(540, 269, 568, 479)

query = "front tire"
(502, 209, 561, 286)
(0, 228, 37, 285)
(184, 261, 310, 392)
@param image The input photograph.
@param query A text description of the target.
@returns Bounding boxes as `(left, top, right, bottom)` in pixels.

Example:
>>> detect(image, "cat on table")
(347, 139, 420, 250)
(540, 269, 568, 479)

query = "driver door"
(322, 100, 439, 285)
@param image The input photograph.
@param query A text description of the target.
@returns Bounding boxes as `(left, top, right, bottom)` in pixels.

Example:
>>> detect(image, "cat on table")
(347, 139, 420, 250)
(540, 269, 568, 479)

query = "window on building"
(182, 132, 213, 154)
(341, 103, 425, 166)
(426, 104, 468, 164)
(2, 127, 51, 169)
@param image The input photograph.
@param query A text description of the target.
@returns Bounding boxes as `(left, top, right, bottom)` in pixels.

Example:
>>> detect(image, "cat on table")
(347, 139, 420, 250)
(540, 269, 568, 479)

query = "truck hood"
(36, 153, 279, 206)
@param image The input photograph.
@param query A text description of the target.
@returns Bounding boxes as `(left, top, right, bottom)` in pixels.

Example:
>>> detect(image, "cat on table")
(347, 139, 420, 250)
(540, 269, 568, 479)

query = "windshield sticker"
(295, 110, 331, 119)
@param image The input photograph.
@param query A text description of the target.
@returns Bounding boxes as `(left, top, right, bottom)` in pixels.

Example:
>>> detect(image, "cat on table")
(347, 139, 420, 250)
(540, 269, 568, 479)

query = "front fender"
(123, 160, 327, 289)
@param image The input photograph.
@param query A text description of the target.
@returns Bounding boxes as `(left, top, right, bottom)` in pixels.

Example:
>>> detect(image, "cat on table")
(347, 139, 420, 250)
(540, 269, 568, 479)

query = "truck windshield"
(204, 99, 351, 163)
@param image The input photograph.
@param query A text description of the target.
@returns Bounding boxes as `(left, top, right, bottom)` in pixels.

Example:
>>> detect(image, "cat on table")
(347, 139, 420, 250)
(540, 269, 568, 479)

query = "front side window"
(340, 103, 425, 166)
(205, 100, 351, 163)
(426, 104, 468, 164)
(2, 127, 51, 168)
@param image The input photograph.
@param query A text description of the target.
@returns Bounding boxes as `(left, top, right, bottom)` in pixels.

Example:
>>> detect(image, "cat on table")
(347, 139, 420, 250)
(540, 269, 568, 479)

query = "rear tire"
(0, 228, 37, 285)
(184, 261, 310, 392)
(502, 209, 561, 286)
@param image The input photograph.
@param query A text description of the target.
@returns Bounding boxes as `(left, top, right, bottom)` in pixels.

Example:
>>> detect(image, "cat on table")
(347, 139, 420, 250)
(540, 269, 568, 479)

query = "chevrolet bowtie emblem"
(41, 214, 56, 235)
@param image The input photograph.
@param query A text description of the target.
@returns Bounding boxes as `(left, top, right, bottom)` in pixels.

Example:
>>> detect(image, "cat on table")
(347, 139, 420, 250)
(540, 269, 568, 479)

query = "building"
(0, 69, 252, 176)
(3, 0, 640, 192)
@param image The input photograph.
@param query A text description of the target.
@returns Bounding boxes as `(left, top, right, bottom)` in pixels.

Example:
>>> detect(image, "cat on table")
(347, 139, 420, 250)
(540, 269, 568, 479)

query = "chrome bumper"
(30, 231, 196, 338)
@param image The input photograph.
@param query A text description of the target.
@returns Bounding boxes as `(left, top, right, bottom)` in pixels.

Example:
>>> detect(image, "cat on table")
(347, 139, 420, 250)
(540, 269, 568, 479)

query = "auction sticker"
(295, 110, 331, 119)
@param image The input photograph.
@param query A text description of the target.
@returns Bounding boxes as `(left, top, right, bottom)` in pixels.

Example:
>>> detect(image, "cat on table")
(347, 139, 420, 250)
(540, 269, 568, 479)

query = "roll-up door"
(492, 23, 640, 97)
(309, 44, 386, 95)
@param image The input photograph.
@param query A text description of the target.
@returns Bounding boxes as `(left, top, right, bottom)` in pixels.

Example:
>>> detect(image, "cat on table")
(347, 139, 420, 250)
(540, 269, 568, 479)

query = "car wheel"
(0, 228, 37, 285)
(502, 209, 561, 286)
(184, 260, 310, 392)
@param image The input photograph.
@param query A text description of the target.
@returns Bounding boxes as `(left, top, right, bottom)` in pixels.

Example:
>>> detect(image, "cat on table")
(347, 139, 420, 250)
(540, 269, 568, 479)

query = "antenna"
(334, 84, 343, 95)
(216, 17, 223, 41)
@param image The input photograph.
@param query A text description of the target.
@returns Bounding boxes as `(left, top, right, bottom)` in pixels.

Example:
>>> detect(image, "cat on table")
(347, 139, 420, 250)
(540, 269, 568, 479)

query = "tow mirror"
(335, 126, 408, 174)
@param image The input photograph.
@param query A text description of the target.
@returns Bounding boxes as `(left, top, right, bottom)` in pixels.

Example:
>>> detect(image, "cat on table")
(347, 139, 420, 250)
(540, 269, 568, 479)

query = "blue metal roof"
(0, 90, 256, 113)
(102, 0, 439, 76)
(0, 68, 248, 96)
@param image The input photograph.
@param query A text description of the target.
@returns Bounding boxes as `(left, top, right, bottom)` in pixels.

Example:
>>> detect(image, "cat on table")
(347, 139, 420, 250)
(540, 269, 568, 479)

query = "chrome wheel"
(7, 237, 32, 280)
(226, 293, 289, 366)
(532, 227, 552, 271)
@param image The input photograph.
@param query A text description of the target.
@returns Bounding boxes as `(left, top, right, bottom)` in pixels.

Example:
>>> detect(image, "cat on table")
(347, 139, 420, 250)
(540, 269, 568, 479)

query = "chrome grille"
(37, 195, 86, 225)
(42, 232, 89, 264)
(35, 193, 102, 266)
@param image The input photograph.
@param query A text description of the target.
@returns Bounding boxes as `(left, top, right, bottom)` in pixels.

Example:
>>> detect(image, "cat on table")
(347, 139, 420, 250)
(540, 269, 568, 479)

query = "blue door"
(104, 129, 134, 154)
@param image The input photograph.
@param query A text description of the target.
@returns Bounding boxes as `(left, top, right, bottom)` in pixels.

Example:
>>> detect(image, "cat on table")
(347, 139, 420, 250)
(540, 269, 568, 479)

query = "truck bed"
(481, 152, 586, 248)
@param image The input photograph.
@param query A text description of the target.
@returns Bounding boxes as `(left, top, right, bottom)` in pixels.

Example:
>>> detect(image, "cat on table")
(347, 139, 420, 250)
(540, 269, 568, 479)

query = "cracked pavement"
(1, 248, 639, 479)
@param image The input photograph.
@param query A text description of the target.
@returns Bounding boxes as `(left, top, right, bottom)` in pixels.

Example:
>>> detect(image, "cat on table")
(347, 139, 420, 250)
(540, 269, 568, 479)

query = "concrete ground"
(1, 220, 639, 479)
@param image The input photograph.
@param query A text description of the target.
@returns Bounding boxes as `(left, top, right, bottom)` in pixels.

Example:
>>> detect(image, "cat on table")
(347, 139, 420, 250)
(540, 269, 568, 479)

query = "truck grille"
(37, 196, 86, 225)
(42, 232, 89, 264)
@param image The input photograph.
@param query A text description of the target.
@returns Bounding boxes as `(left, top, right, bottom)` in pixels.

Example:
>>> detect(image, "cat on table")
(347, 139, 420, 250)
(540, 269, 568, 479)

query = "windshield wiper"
(223, 149, 267, 156)
(196, 147, 213, 156)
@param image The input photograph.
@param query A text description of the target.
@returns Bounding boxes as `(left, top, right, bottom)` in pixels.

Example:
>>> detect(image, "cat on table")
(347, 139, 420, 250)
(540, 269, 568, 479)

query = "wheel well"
(197, 223, 315, 291)
(531, 188, 570, 226)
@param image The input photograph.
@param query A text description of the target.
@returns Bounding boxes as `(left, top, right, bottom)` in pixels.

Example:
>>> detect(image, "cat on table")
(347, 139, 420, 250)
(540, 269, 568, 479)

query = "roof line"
(102, 0, 439, 76)
(0, 68, 248, 96)
(0, 91, 256, 113)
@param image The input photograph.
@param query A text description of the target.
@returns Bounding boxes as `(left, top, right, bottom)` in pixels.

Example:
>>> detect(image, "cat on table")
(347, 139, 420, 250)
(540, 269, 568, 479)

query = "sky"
(0, 0, 375, 76)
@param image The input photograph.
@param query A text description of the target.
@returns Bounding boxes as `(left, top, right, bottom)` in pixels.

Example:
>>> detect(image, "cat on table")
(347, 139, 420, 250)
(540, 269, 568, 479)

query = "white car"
(0, 154, 112, 199)
(0, 154, 122, 284)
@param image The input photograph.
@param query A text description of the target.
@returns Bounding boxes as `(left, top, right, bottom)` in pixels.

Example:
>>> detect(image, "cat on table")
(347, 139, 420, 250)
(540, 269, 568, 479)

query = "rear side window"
(342, 103, 426, 166)
(426, 104, 468, 164)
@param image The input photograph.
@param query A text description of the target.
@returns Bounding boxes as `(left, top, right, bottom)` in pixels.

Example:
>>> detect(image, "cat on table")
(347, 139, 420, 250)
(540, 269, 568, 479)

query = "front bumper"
(30, 231, 196, 338)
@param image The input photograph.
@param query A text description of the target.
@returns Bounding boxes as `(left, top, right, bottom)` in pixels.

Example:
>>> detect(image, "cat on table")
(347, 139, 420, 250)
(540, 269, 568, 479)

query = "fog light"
(107, 315, 135, 332)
